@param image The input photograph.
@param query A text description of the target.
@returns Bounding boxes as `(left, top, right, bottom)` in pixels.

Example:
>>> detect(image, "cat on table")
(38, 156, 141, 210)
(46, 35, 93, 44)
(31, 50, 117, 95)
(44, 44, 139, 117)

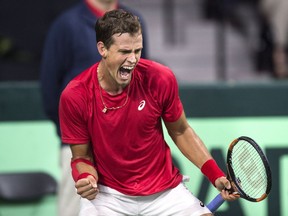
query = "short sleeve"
(157, 66, 183, 122)
(59, 81, 90, 144)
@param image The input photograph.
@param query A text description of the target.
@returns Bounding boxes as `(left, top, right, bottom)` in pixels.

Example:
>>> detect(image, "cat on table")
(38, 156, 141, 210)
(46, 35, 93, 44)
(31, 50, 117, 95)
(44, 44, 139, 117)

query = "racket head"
(226, 136, 272, 202)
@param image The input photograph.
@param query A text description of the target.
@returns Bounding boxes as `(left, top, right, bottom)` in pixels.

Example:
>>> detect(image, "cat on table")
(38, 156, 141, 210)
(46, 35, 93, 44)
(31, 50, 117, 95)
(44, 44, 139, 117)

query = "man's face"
(104, 31, 143, 87)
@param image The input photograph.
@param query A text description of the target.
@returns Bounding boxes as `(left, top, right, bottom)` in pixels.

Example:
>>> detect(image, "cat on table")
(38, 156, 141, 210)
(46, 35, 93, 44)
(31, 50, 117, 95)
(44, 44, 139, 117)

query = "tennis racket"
(207, 136, 272, 213)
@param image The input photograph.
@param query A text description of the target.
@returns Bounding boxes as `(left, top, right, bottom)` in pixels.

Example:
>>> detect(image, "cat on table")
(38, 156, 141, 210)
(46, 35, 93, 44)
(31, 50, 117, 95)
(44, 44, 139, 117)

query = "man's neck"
(86, 0, 118, 12)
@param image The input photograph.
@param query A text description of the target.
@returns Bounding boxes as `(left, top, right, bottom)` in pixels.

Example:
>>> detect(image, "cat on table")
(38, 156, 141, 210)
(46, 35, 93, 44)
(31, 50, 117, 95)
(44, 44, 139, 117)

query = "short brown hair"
(95, 9, 142, 49)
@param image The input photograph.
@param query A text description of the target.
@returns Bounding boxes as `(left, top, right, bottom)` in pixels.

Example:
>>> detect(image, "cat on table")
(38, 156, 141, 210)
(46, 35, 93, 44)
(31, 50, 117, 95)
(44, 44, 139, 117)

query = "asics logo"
(199, 201, 205, 207)
(138, 100, 146, 111)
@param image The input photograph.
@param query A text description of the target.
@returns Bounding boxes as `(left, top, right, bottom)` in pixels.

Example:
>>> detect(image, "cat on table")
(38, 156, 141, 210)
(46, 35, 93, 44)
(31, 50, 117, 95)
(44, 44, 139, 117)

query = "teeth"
(122, 66, 133, 70)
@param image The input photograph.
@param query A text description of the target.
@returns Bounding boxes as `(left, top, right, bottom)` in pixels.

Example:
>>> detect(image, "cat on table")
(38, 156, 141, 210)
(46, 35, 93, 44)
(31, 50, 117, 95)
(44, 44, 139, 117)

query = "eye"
(120, 50, 130, 55)
(135, 49, 142, 54)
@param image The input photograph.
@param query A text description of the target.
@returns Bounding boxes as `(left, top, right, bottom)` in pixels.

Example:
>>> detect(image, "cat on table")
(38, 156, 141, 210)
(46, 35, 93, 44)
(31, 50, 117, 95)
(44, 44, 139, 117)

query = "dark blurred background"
(1, 1, 287, 216)
(0, 0, 78, 81)
(0, 0, 283, 83)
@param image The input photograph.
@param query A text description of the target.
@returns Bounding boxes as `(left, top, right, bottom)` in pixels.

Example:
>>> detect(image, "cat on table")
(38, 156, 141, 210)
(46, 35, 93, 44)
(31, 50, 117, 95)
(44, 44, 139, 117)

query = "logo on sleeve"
(138, 100, 146, 111)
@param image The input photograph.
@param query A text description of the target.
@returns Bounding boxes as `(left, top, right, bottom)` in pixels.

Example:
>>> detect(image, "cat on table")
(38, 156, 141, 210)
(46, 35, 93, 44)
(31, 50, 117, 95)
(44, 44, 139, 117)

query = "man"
(260, 0, 288, 78)
(59, 9, 238, 216)
(40, 1, 148, 216)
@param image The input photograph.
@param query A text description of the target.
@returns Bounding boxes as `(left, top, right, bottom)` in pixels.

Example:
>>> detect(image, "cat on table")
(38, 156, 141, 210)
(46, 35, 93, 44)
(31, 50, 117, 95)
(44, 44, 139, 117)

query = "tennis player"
(59, 9, 238, 216)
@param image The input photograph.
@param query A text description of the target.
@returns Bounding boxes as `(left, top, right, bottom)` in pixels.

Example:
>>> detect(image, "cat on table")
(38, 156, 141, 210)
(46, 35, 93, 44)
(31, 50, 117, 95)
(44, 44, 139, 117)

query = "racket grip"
(207, 193, 225, 213)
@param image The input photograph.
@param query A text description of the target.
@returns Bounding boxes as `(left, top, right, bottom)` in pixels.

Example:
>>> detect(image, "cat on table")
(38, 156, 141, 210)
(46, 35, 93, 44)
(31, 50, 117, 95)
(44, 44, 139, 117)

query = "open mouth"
(119, 66, 133, 80)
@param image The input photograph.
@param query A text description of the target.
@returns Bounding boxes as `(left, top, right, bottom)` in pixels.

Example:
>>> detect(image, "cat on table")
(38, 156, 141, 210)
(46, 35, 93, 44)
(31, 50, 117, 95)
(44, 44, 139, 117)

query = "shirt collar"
(84, 0, 118, 17)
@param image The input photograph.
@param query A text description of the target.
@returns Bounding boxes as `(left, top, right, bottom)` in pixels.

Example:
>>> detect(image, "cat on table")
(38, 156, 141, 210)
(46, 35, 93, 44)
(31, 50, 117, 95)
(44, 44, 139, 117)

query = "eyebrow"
(118, 47, 142, 52)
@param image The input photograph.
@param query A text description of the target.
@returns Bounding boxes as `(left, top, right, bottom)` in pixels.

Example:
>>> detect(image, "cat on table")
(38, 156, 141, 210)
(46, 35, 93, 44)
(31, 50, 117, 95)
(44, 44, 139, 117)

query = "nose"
(127, 53, 136, 64)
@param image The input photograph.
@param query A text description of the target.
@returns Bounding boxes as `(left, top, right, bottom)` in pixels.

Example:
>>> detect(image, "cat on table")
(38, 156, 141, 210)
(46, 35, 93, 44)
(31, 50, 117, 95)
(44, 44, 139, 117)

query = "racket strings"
(230, 140, 268, 199)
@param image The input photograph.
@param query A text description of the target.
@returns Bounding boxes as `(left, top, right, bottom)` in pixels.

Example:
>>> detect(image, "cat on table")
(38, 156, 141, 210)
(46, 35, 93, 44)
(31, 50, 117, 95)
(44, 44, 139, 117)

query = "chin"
(119, 79, 130, 87)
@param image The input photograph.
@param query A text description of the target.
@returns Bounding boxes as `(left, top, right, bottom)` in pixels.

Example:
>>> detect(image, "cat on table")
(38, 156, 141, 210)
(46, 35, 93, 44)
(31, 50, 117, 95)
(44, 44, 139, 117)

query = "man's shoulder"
(135, 59, 176, 91)
(73, 63, 97, 82)
(119, 4, 144, 19)
(64, 64, 97, 92)
(50, 2, 86, 29)
(137, 58, 167, 70)
(137, 59, 174, 79)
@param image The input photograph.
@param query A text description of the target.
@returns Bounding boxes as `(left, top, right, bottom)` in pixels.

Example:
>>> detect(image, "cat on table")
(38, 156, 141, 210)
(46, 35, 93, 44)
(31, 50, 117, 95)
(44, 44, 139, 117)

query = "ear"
(97, 41, 107, 58)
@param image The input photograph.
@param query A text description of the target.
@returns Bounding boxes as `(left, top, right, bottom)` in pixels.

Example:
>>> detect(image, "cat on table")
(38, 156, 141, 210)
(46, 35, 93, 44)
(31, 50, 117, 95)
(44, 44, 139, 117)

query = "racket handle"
(207, 193, 225, 213)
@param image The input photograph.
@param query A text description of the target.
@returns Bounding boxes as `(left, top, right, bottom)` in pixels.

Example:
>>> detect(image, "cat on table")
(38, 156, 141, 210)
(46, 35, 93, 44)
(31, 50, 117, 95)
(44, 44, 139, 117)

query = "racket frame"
(226, 136, 272, 202)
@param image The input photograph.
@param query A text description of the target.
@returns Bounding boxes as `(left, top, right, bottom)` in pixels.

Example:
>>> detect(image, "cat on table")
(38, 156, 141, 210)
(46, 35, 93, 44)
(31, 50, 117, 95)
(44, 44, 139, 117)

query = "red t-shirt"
(59, 59, 183, 195)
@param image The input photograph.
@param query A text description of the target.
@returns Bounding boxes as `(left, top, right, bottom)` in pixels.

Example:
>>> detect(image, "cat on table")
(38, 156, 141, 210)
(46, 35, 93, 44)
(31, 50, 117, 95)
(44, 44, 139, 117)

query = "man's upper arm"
(164, 111, 189, 139)
(70, 144, 92, 159)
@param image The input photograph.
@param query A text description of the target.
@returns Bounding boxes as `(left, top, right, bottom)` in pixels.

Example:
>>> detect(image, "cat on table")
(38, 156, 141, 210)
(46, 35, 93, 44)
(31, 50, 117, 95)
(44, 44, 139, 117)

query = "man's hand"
(215, 177, 240, 201)
(75, 175, 99, 200)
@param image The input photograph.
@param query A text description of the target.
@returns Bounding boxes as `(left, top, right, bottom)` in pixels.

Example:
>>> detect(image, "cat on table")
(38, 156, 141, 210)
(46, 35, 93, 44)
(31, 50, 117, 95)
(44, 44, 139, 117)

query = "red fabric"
(201, 159, 225, 186)
(60, 59, 183, 195)
(71, 158, 95, 182)
(77, 172, 96, 181)
(84, 0, 118, 17)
